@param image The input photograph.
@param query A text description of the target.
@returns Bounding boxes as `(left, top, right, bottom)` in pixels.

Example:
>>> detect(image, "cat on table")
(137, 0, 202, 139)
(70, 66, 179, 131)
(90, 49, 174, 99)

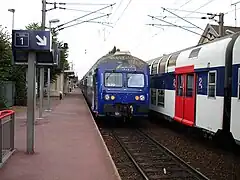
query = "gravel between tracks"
(143, 120, 240, 180)
(100, 128, 145, 180)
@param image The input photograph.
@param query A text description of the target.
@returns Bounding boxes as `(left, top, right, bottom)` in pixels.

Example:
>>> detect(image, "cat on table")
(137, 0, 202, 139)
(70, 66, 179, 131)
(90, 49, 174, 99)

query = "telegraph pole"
(231, 1, 240, 27)
(202, 12, 225, 38)
(219, 13, 224, 37)
(39, 0, 46, 119)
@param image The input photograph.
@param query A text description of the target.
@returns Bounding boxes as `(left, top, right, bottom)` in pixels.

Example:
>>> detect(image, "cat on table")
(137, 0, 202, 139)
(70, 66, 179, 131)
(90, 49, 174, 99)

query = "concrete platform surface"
(0, 89, 121, 180)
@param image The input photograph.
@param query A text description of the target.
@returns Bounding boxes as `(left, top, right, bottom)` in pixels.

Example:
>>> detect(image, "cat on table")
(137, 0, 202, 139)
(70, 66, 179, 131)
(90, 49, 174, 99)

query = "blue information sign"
(12, 30, 52, 52)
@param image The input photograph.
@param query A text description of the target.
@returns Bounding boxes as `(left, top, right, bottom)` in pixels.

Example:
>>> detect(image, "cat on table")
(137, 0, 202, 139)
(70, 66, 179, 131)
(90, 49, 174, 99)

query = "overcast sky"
(0, 0, 239, 79)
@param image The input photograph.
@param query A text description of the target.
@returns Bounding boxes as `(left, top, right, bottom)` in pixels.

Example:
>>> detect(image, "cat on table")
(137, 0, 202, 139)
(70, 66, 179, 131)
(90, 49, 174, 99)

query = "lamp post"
(8, 8, 15, 29)
(46, 19, 60, 111)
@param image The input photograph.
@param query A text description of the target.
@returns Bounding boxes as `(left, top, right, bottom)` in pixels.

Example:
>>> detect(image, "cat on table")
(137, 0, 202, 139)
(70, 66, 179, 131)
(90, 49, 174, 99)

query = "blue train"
(81, 51, 149, 120)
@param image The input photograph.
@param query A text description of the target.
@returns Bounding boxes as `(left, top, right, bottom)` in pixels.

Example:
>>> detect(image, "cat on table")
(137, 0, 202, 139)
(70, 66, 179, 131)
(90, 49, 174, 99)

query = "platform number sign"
(14, 32, 29, 47)
(198, 77, 203, 90)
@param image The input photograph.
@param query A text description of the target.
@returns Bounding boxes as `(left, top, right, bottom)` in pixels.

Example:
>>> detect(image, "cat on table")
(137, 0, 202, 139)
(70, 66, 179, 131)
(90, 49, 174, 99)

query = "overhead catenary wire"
(113, 0, 133, 27)
(155, 0, 217, 37)
(46, 2, 112, 6)
(146, 23, 199, 29)
(148, 15, 211, 41)
(109, 0, 124, 22)
(56, 3, 116, 28)
(184, 0, 217, 17)
(162, 7, 204, 31)
(58, 7, 106, 15)
(87, 21, 113, 28)
(162, 8, 208, 15)
(132, 0, 196, 51)
(225, 6, 240, 15)
(168, 0, 196, 14)
(56, 13, 112, 31)
(104, 0, 133, 42)
(156, 15, 204, 19)
(178, 0, 195, 8)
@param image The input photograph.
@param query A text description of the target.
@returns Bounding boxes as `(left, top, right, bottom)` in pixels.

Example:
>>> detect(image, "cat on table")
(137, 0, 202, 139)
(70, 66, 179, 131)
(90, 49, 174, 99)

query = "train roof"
(146, 32, 240, 64)
(83, 51, 147, 78)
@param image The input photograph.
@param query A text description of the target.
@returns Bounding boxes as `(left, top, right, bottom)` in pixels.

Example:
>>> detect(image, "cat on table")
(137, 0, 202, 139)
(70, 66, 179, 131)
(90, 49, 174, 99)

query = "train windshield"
(104, 72, 123, 87)
(127, 73, 145, 88)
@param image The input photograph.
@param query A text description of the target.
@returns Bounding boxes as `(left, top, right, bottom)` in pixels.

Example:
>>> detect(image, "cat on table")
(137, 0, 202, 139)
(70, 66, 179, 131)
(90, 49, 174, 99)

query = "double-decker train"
(81, 51, 149, 120)
(147, 32, 240, 146)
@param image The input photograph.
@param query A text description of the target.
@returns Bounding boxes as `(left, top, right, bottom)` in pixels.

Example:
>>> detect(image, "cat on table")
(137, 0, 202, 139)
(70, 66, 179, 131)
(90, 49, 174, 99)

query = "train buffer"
(0, 89, 121, 180)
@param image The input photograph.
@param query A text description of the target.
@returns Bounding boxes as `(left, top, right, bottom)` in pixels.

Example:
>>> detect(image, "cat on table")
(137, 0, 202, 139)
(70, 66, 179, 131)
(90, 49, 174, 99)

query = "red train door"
(175, 74, 184, 122)
(174, 65, 196, 126)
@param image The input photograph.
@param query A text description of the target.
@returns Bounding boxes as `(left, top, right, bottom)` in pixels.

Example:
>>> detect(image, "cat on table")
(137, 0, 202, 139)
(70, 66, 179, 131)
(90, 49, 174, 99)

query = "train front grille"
(104, 104, 131, 116)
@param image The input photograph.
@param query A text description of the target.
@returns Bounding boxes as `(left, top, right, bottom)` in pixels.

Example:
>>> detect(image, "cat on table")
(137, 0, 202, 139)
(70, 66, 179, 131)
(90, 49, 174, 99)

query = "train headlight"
(111, 95, 115, 100)
(104, 94, 110, 100)
(140, 95, 145, 101)
(135, 96, 140, 101)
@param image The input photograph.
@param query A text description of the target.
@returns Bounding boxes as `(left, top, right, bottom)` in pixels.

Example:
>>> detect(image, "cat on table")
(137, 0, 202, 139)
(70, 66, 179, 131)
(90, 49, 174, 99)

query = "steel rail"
(137, 129, 210, 180)
(111, 130, 149, 180)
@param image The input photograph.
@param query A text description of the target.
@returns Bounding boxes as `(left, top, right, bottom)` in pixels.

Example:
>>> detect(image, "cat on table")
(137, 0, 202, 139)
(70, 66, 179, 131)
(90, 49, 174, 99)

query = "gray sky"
(0, 0, 238, 79)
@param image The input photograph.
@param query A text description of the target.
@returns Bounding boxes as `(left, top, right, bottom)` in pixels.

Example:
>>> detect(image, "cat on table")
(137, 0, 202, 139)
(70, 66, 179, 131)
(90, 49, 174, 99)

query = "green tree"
(0, 27, 12, 108)
(25, 22, 70, 97)
(26, 22, 69, 79)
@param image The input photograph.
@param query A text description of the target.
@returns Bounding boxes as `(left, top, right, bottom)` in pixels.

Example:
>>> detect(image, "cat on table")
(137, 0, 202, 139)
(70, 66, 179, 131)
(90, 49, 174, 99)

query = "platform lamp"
(46, 18, 60, 112)
(8, 8, 15, 30)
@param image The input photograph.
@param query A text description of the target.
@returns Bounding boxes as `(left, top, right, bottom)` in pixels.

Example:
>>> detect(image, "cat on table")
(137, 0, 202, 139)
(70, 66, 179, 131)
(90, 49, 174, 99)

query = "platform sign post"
(27, 52, 36, 154)
(12, 29, 52, 154)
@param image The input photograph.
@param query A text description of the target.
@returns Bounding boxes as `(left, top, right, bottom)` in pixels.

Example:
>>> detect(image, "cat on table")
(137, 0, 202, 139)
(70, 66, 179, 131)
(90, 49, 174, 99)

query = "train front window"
(127, 73, 144, 88)
(104, 72, 123, 87)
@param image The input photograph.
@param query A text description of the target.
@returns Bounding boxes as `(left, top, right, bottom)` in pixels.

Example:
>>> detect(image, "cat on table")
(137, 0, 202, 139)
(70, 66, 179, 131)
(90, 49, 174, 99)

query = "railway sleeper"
(139, 161, 177, 166)
(147, 173, 197, 180)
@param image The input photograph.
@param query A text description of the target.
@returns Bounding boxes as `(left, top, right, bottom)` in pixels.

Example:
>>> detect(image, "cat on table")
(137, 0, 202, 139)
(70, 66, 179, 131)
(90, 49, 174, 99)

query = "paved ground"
(0, 89, 121, 180)
(11, 96, 62, 119)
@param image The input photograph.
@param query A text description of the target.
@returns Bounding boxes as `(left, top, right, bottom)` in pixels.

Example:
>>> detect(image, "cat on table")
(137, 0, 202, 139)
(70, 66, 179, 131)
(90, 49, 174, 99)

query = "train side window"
(167, 53, 180, 68)
(189, 47, 201, 58)
(186, 74, 194, 97)
(151, 60, 158, 75)
(159, 56, 169, 74)
(208, 71, 216, 98)
(151, 89, 156, 105)
(238, 68, 240, 99)
(177, 75, 183, 96)
(157, 89, 164, 106)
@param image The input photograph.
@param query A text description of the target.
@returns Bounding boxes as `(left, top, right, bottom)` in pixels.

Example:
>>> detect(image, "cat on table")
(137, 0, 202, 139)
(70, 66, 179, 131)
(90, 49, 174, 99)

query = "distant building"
(198, 23, 240, 45)
(49, 73, 64, 97)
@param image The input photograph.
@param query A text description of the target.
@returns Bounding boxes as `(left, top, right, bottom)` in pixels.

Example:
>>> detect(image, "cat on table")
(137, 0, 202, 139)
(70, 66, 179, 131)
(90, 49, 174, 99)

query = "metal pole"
(39, 0, 46, 118)
(12, 10, 15, 29)
(46, 21, 52, 111)
(231, 1, 240, 27)
(235, 5, 237, 27)
(46, 21, 51, 111)
(219, 13, 224, 37)
(27, 52, 36, 154)
(47, 68, 51, 111)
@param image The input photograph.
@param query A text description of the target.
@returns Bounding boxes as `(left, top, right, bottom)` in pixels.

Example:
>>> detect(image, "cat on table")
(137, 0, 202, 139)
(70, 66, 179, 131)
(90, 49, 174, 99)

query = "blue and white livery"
(147, 32, 240, 145)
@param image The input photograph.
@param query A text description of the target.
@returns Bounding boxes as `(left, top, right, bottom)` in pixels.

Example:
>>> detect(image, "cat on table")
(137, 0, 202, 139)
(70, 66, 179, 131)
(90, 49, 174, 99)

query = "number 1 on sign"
(20, 37, 24, 45)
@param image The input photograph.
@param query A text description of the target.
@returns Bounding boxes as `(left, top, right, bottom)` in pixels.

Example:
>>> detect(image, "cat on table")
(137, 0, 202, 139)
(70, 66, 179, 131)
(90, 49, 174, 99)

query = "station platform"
(0, 89, 121, 180)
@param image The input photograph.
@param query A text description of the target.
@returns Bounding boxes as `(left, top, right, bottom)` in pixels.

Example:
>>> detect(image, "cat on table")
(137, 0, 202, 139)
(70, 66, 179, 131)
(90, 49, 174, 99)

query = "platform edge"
(82, 96, 122, 180)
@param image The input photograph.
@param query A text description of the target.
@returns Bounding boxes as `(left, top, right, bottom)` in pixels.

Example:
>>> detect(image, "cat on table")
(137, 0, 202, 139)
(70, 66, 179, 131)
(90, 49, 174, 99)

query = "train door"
(175, 74, 184, 122)
(174, 66, 196, 126)
(93, 70, 98, 111)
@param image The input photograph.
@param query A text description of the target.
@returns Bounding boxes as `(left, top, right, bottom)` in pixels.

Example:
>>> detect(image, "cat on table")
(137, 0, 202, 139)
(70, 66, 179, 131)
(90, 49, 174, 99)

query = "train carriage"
(82, 51, 149, 120)
(147, 32, 240, 145)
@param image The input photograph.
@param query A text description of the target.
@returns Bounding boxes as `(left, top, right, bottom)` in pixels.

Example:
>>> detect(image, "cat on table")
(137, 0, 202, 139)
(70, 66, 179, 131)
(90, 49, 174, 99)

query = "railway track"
(112, 128, 210, 180)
